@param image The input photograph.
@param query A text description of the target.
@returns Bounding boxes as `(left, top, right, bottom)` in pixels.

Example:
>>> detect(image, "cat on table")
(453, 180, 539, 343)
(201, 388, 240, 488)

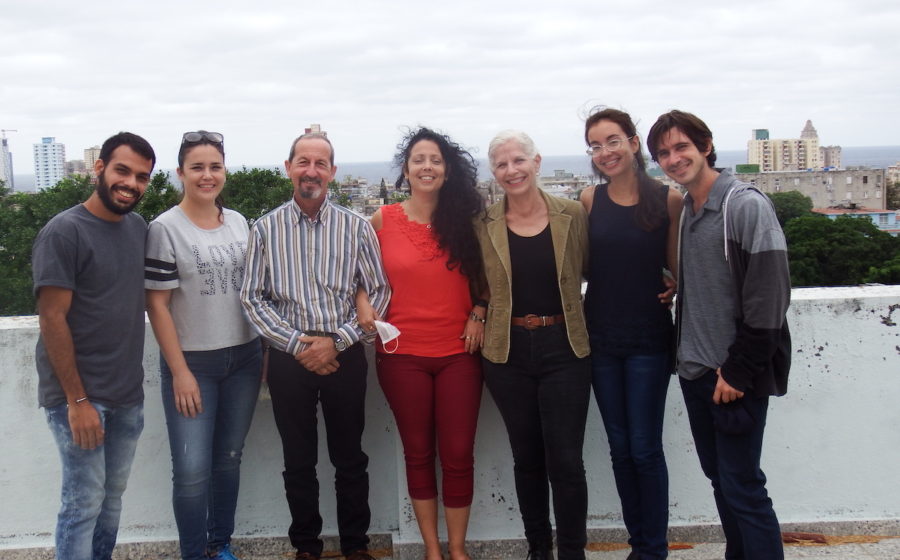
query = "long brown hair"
(585, 108, 667, 232)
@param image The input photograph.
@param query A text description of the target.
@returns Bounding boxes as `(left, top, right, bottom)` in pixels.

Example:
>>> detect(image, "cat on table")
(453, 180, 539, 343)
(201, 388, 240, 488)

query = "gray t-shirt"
(32, 204, 147, 408)
(144, 206, 256, 351)
(678, 183, 736, 380)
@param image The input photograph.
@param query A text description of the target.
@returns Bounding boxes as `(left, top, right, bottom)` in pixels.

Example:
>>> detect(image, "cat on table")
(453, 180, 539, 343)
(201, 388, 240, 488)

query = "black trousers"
(483, 324, 591, 560)
(268, 344, 370, 556)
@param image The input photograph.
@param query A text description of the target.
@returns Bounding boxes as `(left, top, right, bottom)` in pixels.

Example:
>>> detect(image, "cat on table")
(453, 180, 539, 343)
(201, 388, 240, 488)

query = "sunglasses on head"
(181, 131, 224, 144)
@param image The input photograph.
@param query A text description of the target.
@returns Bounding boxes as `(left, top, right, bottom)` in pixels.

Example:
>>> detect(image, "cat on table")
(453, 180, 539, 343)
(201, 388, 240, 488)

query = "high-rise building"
(33, 137, 66, 189)
(820, 145, 842, 169)
(747, 120, 822, 172)
(0, 133, 14, 189)
(84, 145, 101, 178)
(65, 160, 87, 176)
(305, 123, 326, 136)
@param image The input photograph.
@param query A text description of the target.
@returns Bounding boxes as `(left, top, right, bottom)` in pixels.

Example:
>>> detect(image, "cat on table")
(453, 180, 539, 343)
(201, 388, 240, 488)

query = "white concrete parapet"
(1, 285, 898, 552)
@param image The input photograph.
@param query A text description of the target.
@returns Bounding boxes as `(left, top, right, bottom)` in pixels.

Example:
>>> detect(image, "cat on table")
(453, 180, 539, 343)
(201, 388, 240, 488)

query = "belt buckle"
(523, 314, 542, 330)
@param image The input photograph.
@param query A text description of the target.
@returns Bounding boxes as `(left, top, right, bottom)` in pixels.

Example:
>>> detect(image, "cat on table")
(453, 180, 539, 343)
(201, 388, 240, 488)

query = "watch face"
(334, 336, 347, 352)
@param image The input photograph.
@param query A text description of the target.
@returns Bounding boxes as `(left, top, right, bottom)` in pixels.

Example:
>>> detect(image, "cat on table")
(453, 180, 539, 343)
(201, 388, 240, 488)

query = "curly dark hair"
(393, 127, 484, 292)
(585, 107, 668, 232)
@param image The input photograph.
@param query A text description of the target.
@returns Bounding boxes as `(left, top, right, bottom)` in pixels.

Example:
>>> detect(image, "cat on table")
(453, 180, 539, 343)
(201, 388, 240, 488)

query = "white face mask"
(374, 320, 401, 353)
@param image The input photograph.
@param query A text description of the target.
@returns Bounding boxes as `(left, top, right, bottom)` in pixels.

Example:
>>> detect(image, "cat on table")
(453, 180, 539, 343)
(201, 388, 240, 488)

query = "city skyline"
(2, 0, 898, 174)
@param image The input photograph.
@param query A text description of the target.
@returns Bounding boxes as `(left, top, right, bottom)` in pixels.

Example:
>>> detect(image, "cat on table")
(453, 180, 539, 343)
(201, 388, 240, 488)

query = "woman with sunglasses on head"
(356, 127, 485, 560)
(145, 131, 261, 560)
(579, 108, 682, 560)
(476, 130, 591, 560)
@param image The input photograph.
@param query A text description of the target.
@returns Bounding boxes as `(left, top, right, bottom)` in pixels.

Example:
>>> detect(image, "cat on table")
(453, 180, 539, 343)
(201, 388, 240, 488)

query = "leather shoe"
(295, 553, 320, 560)
(525, 548, 554, 560)
(345, 551, 377, 560)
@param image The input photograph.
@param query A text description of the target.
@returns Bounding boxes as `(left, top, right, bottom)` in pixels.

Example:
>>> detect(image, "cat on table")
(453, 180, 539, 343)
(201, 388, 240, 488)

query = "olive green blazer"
(475, 189, 590, 363)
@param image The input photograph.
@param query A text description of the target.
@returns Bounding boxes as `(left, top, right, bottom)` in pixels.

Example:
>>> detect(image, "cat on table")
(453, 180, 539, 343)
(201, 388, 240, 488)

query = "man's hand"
(296, 336, 340, 375)
(713, 367, 745, 404)
(69, 401, 104, 449)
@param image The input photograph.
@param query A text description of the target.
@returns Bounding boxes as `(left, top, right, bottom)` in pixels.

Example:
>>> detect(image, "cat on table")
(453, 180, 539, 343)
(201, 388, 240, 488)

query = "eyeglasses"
(182, 131, 224, 144)
(585, 136, 633, 156)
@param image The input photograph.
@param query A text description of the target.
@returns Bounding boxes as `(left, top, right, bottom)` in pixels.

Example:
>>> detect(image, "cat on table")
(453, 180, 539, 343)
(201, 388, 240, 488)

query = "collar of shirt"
(684, 168, 730, 218)
(290, 196, 333, 226)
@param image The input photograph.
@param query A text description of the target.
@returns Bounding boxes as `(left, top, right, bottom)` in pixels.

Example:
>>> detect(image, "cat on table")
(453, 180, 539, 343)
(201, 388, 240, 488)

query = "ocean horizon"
(10, 146, 900, 192)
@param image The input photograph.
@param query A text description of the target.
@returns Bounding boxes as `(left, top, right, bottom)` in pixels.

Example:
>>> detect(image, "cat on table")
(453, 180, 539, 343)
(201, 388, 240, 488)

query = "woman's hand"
(355, 287, 378, 334)
(173, 370, 203, 418)
(658, 273, 677, 308)
(460, 309, 486, 354)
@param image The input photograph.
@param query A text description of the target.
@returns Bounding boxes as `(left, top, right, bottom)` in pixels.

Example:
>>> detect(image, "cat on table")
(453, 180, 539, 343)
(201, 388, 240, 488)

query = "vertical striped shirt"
(240, 197, 390, 355)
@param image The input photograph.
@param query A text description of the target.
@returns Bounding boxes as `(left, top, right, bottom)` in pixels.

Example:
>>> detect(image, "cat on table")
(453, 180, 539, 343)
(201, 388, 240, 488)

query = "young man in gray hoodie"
(648, 110, 791, 560)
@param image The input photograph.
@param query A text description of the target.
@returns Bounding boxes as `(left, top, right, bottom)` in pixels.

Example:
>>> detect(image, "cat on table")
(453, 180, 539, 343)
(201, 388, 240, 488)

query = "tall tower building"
(33, 137, 66, 189)
(747, 121, 821, 172)
(0, 132, 14, 189)
(800, 120, 818, 140)
(84, 145, 101, 178)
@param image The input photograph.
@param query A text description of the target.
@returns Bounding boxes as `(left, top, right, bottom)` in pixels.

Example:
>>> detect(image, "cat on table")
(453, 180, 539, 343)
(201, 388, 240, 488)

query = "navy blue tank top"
(584, 183, 673, 356)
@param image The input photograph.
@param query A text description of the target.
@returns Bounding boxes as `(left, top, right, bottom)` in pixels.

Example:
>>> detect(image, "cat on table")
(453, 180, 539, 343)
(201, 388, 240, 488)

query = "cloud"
(1, 0, 898, 176)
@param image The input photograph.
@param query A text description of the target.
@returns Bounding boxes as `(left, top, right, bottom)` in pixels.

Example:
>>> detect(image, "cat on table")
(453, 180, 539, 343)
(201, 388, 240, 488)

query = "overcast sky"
(2, 0, 898, 174)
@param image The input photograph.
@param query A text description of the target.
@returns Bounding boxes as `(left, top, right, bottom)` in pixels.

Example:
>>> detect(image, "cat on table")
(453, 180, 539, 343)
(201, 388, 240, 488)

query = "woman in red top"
(358, 127, 485, 560)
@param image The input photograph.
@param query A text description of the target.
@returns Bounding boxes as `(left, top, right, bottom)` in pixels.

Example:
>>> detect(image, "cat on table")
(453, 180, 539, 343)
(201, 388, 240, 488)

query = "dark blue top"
(584, 183, 673, 356)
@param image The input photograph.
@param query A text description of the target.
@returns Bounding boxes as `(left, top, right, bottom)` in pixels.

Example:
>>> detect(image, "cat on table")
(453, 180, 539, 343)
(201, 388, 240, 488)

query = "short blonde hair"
(488, 130, 539, 169)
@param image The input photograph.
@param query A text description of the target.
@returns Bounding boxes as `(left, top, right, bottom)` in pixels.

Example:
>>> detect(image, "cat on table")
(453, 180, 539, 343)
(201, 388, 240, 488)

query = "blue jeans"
(46, 401, 144, 560)
(483, 324, 591, 560)
(680, 370, 783, 560)
(591, 352, 670, 560)
(161, 338, 262, 560)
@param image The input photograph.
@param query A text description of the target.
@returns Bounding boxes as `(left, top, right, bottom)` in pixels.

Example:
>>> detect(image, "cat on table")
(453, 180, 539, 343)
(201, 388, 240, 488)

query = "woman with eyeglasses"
(145, 131, 261, 560)
(579, 108, 682, 560)
(476, 130, 591, 560)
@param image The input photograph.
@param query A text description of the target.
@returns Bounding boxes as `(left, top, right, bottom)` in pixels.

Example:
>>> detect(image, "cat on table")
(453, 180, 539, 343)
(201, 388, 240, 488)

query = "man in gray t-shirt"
(32, 132, 155, 560)
(648, 111, 791, 560)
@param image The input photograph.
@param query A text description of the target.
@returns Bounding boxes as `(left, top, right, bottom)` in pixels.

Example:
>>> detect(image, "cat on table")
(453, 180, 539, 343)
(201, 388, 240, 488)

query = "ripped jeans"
(160, 338, 262, 560)
(46, 401, 144, 560)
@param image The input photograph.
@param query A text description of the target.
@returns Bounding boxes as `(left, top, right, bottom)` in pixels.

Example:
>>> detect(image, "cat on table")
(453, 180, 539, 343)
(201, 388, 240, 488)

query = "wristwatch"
(332, 334, 348, 352)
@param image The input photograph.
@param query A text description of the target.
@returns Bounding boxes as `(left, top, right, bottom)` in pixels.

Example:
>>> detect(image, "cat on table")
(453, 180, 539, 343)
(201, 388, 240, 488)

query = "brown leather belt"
(510, 314, 565, 330)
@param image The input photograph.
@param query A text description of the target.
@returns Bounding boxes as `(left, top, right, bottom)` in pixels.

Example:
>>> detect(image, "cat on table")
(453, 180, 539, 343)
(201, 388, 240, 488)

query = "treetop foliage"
(0, 168, 295, 316)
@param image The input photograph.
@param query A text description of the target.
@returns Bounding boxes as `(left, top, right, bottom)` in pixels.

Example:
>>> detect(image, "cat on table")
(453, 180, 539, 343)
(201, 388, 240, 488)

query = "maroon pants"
(376, 352, 483, 507)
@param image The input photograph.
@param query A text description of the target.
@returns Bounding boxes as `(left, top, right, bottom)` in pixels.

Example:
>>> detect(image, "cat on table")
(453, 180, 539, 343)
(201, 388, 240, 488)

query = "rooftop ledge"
(1, 285, 898, 558)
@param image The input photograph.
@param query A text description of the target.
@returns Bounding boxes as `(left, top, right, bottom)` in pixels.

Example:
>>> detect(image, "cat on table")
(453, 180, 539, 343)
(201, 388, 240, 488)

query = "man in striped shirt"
(241, 132, 390, 560)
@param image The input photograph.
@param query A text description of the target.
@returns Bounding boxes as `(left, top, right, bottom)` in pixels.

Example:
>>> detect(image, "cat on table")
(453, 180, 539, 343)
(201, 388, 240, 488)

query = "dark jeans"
(268, 344, 370, 557)
(680, 370, 783, 560)
(591, 351, 670, 560)
(483, 324, 591, 560)
(160, 338, 262, 560)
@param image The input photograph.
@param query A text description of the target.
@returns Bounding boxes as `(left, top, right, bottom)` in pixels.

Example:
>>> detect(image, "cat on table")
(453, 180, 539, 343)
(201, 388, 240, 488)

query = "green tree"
(887, 181, 900, 210)
(767, 191, 813, 227)
(136, 171, 180, 223)
(0, 175, 94, 315)
(865, 253, 900, 284)
(222, 167, 293, 222)
(784, 214, 900, 286)
(328, 180, 351, 208)
(389, 191, 409, 203)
